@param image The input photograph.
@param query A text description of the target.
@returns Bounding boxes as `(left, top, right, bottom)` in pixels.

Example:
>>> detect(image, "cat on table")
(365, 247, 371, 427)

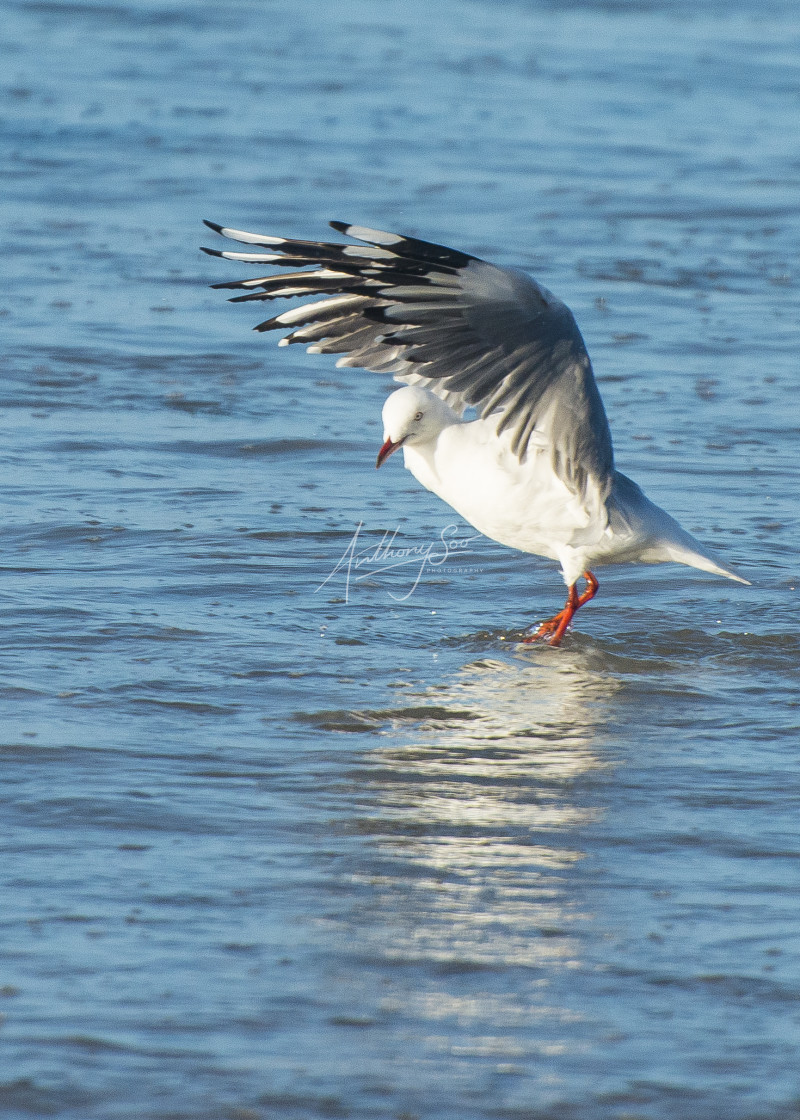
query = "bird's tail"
(610, 472, 750, 585)
(662, 540, 750, 585)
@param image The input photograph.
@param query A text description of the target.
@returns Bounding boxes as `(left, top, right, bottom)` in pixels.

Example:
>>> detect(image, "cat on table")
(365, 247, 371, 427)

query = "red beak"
(376, 437, 402, 469)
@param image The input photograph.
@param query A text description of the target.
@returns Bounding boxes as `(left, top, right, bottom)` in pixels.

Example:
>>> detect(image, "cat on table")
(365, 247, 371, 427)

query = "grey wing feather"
(201, 220, 614, 496)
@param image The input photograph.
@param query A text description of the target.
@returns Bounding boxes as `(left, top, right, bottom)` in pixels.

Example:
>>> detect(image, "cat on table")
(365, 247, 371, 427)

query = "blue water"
(2, 0, 800, 1117)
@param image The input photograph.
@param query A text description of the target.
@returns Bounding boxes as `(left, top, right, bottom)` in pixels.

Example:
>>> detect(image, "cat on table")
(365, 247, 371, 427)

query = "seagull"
(201, 219, 748, 646)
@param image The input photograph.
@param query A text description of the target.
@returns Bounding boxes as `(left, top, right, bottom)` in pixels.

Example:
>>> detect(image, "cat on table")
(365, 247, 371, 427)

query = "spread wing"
(201, 220, 614, 496)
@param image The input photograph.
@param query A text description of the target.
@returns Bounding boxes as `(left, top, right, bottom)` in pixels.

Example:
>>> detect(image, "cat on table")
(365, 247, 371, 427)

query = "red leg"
(523, 571, 599, 647)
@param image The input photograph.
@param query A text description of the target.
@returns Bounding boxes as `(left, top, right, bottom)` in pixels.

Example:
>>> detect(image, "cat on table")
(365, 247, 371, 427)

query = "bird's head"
(376, 386, 456, 468)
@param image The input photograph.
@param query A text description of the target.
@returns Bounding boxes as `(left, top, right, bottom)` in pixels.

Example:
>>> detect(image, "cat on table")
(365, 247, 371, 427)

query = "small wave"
(169, 437, 363, 459)
(293, 705, 480, 732)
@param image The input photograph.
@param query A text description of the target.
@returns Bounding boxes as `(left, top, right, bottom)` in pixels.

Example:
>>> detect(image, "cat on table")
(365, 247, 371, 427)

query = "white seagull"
(202, 220, 748, 645)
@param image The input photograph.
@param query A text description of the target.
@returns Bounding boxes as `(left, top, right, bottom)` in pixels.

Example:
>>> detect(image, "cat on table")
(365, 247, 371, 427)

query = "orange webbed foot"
(522, 571, 599, 648)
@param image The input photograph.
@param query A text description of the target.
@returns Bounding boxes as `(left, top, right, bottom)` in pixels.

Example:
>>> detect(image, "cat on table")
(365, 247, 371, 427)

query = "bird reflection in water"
(321, 654, 621, 1085)
(346, 656, 618, 969)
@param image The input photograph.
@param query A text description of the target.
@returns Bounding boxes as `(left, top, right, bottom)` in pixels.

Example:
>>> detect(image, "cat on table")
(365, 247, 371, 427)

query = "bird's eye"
(414, 411, 423, 422)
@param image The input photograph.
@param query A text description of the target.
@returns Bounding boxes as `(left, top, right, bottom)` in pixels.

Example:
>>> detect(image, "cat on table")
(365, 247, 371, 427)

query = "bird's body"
(202, 219, 747, 644)
(390, 391, 608, 575)
(382, 384, 743, 586)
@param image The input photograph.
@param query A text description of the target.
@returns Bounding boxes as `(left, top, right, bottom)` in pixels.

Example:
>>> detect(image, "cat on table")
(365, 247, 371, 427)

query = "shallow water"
(2, 0, 800, 1117)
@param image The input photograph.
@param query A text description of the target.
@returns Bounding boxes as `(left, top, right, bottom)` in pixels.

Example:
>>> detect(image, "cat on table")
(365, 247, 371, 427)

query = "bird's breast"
(401, 421, 606, 560)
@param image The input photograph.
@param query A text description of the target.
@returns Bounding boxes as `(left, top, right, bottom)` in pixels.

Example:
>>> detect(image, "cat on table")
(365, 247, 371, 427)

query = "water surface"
(2, 0, 799, 1117)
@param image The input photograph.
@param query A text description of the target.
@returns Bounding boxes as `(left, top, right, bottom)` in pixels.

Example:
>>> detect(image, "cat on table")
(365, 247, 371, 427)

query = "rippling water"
(2, 0, 800, 1117)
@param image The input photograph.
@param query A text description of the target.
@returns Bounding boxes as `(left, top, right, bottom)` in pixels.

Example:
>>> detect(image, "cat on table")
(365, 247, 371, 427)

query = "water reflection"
(340, 653, 620, 977)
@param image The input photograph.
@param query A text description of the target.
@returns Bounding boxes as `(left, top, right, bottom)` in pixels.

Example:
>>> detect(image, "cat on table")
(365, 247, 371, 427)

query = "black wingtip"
(329, 220, 350, 235)
(203, 219, 224, 234)
(200, 246, 224, 257)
